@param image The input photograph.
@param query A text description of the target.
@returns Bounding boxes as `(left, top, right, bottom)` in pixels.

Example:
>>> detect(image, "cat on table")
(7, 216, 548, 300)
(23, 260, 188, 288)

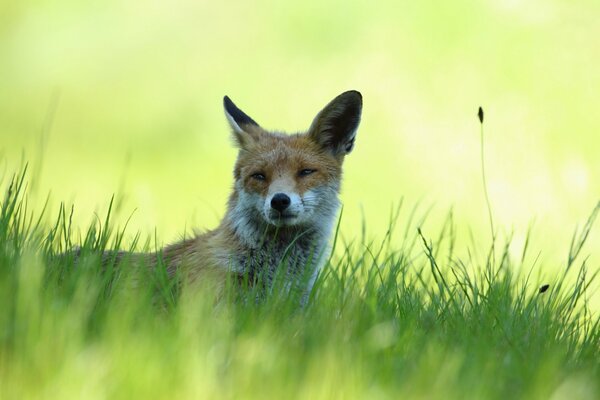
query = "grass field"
(2, 2, 600, 397)
(1, 167, 598, 400)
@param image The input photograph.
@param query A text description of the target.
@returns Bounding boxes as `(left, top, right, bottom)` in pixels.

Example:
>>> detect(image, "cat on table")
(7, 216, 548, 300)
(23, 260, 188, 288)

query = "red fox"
(106, 91, 362, 297)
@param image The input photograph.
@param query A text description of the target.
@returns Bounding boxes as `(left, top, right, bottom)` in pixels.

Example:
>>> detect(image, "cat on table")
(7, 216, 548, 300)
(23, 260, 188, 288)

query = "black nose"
(270, 193, 291, 212)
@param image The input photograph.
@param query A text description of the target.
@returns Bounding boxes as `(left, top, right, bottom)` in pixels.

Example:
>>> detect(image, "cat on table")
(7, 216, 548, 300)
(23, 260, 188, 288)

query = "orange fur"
(125, 91, 363, 298)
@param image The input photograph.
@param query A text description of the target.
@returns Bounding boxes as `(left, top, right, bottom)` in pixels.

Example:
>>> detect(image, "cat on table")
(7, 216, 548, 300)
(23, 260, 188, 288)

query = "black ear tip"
(339, 90, 363, 107)
(344, 90, 362, 99)
(222, 95, 259, 127)
(223, 95, 238, 115)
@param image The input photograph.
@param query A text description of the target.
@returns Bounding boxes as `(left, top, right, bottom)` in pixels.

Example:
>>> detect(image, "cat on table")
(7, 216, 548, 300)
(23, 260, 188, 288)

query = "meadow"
(0, 167, 598, 399)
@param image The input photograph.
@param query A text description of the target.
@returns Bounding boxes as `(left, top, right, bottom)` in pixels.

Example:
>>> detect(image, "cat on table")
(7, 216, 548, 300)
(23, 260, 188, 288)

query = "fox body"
(127, 91, 362, 295)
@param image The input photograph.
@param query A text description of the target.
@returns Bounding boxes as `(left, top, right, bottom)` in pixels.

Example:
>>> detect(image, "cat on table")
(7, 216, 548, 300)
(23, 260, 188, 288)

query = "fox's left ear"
(308, 90, 362, 157)
(223, 96, 260, 148)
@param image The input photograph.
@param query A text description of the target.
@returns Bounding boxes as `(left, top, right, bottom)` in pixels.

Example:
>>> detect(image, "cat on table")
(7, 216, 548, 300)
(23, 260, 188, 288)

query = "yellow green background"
(1, 1, 598, 270)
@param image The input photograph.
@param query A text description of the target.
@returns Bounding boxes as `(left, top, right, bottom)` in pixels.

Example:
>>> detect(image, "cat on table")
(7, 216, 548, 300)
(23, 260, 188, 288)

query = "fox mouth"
(272, 213, 297, 220)
(267, 212, 298, 224)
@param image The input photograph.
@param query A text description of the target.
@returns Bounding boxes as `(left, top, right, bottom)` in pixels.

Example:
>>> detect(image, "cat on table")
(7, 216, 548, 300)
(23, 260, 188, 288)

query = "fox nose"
(271, 193, 291, 212)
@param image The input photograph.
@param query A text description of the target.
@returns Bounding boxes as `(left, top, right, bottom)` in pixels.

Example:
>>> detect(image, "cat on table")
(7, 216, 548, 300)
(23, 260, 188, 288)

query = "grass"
(0, 167, 599, 400)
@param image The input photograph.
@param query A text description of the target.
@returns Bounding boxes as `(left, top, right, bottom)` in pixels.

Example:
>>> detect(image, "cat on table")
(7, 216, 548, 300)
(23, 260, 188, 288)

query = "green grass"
(0, 167, 599, 400)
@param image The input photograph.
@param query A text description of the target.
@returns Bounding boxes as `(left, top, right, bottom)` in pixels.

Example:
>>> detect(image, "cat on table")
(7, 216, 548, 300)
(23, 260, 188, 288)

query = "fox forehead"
(234, 132, 341, 194)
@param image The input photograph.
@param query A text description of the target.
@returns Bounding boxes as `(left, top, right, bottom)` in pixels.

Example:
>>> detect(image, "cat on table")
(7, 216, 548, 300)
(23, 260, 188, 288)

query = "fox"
(100, 90, 362, 298)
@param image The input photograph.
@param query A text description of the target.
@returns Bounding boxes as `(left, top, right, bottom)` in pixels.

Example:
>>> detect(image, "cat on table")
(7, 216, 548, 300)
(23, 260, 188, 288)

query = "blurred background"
(1, 0, 599, 272)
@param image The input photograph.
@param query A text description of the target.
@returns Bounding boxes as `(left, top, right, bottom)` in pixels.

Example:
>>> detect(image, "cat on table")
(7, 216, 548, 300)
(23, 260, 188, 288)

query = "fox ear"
(223, 96, 260, 148)
(309, 90, 362, 156)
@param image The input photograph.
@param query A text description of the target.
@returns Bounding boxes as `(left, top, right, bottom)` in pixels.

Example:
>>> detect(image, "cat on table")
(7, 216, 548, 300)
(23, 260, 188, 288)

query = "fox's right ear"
(308, 90, 362, 157)
(223, 96, 260, 148)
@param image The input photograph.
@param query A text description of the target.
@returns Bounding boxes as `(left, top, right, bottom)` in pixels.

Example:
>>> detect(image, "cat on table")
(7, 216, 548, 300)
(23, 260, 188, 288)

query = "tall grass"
(0, 167, 598, 399)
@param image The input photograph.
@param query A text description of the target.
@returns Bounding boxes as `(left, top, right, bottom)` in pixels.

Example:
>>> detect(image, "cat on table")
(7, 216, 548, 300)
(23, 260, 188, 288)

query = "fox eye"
(298, 168, 317, 177)
(251, 172, 266, 181)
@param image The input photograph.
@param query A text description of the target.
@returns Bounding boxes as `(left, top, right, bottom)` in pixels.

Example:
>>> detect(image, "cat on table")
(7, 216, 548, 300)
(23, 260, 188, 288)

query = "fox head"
(223, 91, 362, 241)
